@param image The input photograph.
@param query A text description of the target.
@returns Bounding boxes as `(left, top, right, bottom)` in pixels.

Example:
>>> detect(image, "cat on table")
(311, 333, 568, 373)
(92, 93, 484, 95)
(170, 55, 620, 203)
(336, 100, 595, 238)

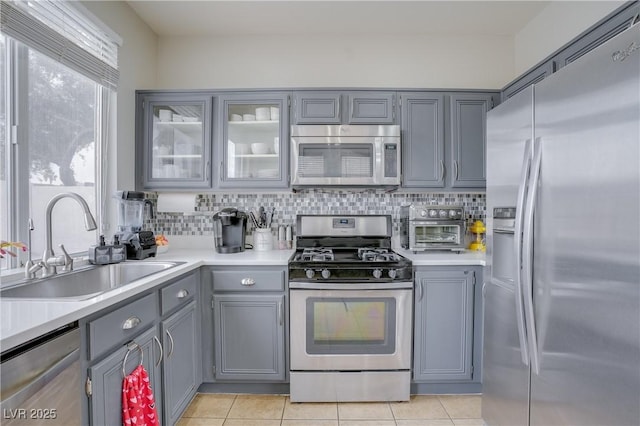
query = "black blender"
(114, 191, 157, 260)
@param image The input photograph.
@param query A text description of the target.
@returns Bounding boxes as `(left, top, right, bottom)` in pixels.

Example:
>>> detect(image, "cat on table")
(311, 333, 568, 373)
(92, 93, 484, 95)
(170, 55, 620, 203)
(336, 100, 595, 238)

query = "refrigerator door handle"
(522, 137, 543, 375)
(514, 138, 532, 366)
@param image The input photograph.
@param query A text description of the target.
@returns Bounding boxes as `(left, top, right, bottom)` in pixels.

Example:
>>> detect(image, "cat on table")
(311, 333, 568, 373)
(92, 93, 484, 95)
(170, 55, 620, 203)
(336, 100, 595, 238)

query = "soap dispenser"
(89, 235, 111, 265)
(110, 235, 126, 263)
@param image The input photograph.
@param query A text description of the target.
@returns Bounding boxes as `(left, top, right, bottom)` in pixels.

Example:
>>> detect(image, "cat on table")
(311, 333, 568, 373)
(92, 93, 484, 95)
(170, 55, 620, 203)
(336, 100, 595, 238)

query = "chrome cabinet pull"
(417, 281, 424, 302)
(453, 160, 459, 180)
(122, 316, 141, 330)
(176, 289, 189, 299)
(439, 160, 445, 182)
(278, 302, 283, 326)
(166, 330, 175, 358)
(153, 336, 163, 368)
(206, 160, 210, 181)
(122, 342, 143, 377)
(241, 278, 256, 286)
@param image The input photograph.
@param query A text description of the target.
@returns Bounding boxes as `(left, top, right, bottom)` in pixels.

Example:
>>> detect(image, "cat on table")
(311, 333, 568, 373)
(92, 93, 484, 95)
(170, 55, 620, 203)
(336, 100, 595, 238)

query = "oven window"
(414, 225, 461, 244)
(298, 143, 373, 178)
(306, 297, 396, 354)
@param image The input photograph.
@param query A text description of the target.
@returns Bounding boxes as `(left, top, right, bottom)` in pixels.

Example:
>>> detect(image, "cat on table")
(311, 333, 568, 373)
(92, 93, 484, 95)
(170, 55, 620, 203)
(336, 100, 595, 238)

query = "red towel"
(122, 364, 159, 426)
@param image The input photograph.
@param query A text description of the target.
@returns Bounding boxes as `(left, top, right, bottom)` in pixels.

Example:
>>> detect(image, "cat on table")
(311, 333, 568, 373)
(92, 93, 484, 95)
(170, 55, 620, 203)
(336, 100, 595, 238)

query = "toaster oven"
(400, 205, 466, 252)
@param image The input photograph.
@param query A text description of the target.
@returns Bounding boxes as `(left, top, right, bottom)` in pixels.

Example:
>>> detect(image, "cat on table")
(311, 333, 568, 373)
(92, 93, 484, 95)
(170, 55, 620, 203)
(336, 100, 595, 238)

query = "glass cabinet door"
(141, 95, 212, 189)
(219, 94, 289, 188)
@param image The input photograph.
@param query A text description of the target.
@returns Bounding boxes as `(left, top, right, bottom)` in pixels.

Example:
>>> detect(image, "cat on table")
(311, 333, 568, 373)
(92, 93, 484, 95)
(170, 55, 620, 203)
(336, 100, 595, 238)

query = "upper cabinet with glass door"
(217, 93, 290, 189)
(137, 93, 212, 189)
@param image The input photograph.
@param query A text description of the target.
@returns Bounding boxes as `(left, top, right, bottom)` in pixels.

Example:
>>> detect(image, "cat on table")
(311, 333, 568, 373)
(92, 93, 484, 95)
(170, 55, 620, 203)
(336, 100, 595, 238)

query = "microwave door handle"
(514, 138, 532, 366)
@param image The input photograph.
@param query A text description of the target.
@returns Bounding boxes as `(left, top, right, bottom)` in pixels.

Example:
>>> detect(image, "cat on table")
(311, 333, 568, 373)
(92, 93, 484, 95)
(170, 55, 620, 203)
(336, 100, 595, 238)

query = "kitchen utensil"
(249, 211, 260, 229)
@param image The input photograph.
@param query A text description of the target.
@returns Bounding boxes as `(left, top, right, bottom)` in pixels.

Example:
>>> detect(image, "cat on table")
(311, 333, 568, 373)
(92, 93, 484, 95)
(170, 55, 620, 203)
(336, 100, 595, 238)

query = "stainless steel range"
(289, 215, 413, 402)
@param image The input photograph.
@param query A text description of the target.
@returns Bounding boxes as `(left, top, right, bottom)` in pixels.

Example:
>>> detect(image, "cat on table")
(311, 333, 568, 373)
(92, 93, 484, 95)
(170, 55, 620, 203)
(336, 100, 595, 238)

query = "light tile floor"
(178, 394, 484, 426)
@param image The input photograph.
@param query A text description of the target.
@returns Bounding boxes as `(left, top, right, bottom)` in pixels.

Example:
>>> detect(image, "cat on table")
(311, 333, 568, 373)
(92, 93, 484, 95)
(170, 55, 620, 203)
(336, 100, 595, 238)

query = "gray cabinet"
(88, 327, 163, 426)
(161, 301, 199, 425)
(217, 92, 290, 189)
(136, 92, 213, 190)
(293, 91, 396, 124)
(400, 93, 445, 188)
(400, 92, 495, 190)
(413, 268, 476, 382)
(83, 271, 201, 426)
(449, 93, 494, 188)
(210, 267, 287, 382)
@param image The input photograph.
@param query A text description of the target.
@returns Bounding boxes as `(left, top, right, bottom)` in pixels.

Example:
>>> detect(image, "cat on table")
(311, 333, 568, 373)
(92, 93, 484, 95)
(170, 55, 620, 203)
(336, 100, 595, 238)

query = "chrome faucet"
(40, 192, 97, 277)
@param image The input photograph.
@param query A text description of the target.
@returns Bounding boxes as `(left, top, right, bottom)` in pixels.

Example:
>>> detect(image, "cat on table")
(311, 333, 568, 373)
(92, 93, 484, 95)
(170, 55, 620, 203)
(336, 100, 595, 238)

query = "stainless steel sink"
(0, 261, 184, 301)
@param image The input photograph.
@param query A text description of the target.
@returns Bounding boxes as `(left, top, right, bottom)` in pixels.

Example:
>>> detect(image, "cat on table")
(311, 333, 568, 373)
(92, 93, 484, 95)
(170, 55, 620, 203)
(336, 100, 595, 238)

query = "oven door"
(409, 220, 464, 250)
(290, 137, 400, 186)
(290, 287, 412, 371)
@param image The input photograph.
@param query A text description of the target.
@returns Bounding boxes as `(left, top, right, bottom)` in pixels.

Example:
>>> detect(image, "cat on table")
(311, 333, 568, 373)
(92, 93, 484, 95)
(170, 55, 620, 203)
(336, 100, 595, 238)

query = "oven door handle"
(289, 281, 414, 290)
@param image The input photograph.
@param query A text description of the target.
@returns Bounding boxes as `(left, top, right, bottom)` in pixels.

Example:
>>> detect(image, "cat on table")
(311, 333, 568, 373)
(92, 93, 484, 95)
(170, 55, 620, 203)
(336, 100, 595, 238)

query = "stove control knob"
(372, 269, 383, 279)
(305, 269, 315, 279)
(388, 269, 397, 279)
(449, 209, 458, 218)
(321, 269, 331, 279)
(429, 209, 438, 218)
(420, 209, 428, 217)
(439, 209, 448, 218)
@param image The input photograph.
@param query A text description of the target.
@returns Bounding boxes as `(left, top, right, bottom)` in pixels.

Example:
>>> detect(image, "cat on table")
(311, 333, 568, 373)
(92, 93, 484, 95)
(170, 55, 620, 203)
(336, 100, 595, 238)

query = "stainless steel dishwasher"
(1, 323, 81, 425)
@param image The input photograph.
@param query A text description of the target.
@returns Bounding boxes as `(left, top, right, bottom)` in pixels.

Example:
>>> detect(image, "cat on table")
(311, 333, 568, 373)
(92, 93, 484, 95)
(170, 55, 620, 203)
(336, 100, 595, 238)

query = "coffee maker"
(114, 191, 157, 260)
(213, 208, 247, 253)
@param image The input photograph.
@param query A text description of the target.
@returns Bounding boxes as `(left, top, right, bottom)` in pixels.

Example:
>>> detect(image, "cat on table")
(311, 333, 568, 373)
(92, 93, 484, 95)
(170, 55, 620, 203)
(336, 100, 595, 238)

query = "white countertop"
(0, 247, 483, 352)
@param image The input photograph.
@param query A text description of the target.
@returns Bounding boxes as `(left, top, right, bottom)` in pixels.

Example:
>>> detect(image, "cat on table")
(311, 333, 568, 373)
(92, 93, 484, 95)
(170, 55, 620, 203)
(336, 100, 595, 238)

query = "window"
(1, 1, 119, 271)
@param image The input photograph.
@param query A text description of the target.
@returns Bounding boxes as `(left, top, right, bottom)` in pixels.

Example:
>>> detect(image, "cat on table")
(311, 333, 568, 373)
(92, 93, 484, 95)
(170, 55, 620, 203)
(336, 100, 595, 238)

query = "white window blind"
(0, 0, 120, 90)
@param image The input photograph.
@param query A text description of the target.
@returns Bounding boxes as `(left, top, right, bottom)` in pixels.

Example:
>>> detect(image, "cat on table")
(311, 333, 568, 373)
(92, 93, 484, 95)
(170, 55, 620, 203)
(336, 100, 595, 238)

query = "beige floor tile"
(396, 420, 454, 426)
(226, 394, 286, 420)
(390, 395, 449, 420)
(452, 419, 485, 426)
(222, 420, 281, 426)
(282, 421, 340, 426)
(338, 402, 394, 420)
(176, 418, 225, 426)
(283, 398, 339, 419)
(438, 395, 481, 419)
(183, 393, 237, 418)
(338, 422, 397, 426)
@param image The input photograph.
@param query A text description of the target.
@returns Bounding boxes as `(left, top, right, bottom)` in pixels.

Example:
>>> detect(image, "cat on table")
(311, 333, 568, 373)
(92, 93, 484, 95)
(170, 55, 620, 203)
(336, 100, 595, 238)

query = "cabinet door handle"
(206, 160, 210, 181)
(453, 160, 459, 180)
(278, 302, 283, 326)
(176, 289, 189, 299)
(153, 336, 163, 368)
(417, 282, 424, 302)
(166, 330, 175, 359)
(219, 161, 224, 181)
(439, 160, 445, 182)
(241, 278, 256, 286)
(122, 316, 141, 330)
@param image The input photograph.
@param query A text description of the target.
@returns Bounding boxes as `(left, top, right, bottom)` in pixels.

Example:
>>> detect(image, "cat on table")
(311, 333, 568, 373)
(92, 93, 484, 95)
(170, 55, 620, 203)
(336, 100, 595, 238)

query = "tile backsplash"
(146, 190, 485, 237)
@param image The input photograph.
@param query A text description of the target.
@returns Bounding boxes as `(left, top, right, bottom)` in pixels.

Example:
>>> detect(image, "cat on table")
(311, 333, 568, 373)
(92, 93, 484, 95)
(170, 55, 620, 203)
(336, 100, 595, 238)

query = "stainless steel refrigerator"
(483, 23, 639, 426)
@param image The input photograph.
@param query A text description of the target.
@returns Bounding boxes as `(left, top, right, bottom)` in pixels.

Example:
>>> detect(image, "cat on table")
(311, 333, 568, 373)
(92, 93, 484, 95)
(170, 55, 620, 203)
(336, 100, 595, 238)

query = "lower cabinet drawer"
(87, 292, 157, 359)
(161, 272, 197, 315)
(212, 269, 285, 291)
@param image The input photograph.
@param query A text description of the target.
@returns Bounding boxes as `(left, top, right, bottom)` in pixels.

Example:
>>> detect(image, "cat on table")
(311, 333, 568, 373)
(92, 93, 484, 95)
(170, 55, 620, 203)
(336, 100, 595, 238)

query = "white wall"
(80, 1, 158, 235)
(514, 1, 625, 76)
(156, 34, 514, 90)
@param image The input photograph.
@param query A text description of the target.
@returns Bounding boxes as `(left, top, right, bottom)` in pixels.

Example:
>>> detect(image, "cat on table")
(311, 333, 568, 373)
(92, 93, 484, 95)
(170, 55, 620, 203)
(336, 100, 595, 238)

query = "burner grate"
(357, 248, 399, 262)
(300, 248, 335, 262)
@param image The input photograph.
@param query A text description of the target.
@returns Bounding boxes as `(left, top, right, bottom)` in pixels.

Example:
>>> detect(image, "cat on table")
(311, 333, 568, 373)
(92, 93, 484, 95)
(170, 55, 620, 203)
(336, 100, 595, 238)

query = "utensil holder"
(253, 228, 272, 251)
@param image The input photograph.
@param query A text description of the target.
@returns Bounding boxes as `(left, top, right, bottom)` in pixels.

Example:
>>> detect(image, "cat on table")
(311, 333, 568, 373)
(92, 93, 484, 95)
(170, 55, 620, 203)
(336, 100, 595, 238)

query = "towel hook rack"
(122, 341, 144, 378)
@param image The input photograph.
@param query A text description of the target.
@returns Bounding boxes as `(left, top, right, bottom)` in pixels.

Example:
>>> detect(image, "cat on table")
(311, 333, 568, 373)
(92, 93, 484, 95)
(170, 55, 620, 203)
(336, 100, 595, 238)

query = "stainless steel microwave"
(290, 124, 401, 188)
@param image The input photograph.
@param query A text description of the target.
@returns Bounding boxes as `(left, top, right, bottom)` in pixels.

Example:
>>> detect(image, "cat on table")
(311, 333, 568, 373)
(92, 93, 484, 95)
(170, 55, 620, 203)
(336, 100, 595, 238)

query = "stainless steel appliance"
(289, 215, 413, 402)
(483, 24, 639, 426)
(0, 324, 81, 425)
(400, 205, 465, 252)
(290, 124, 400, 188)
(212, 207, 247, 253)
(114, 191, 157, 260)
